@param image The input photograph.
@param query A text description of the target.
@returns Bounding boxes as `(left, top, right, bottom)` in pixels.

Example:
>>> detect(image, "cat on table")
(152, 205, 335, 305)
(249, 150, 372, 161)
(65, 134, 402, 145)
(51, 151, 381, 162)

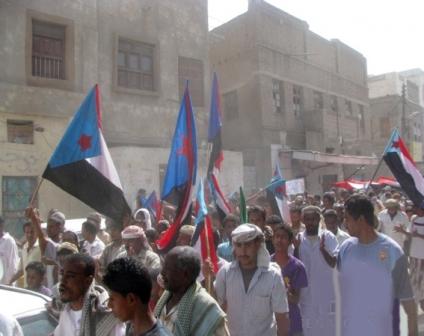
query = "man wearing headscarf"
(133, 208, 152, 230)
(118, 225, 161, 272)
(214, 223, 289, 336)
(294, 206, 338, 336)
(378, 199, 410, 248)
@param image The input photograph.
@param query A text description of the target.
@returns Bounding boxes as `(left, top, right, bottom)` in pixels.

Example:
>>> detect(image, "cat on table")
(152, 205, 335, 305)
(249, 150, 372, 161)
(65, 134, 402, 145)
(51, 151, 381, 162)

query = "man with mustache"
(54, 253, 124, 336)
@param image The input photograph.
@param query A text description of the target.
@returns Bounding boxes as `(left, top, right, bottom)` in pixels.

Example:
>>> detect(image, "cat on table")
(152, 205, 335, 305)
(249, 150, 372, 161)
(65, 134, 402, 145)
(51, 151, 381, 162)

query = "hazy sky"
(208, 0, 424, 76)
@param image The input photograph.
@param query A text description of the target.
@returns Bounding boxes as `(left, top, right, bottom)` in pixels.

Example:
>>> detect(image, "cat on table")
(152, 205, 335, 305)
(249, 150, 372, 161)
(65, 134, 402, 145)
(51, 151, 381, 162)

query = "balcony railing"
(32, 54, 65, 80)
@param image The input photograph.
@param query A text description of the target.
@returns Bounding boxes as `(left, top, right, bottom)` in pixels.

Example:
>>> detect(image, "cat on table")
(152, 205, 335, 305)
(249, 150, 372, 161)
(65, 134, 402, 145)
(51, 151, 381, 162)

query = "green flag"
(239, 186, 247, 223)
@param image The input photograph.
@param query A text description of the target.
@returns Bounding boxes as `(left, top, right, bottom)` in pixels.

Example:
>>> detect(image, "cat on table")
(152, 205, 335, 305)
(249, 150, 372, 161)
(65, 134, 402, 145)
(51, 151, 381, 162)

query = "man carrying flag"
(42, 84, 130, 222)
(156, 85, 197, 252)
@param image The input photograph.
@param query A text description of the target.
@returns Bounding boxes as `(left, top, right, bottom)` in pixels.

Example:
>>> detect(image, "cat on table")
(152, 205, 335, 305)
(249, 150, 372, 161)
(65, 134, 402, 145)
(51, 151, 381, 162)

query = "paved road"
(400, 305, 424, 335)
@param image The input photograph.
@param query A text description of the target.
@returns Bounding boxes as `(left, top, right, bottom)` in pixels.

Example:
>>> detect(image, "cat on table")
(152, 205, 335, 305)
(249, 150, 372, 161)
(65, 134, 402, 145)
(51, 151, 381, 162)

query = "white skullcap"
(121, 225, 146, 240)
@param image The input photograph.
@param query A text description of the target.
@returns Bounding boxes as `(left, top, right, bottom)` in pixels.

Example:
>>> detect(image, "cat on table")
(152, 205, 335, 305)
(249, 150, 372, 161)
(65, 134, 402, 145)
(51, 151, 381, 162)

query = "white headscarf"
(232, 223, 270, 267)
(134, 208, 152, 230)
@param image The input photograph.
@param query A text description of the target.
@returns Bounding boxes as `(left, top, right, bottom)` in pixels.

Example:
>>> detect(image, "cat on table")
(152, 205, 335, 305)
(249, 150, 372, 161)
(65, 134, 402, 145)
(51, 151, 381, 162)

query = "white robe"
(0, 233, 19, 285)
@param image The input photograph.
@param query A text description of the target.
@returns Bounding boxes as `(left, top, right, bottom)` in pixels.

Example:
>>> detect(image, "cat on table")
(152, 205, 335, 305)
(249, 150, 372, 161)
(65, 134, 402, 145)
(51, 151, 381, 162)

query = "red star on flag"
(177, 135, 190, 157)
(78, 134, 92, 151)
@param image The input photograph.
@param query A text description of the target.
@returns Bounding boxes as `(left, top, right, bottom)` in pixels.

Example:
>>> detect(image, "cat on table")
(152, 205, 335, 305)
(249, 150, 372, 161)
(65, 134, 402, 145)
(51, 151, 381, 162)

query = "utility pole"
(401, 83, 407, 139)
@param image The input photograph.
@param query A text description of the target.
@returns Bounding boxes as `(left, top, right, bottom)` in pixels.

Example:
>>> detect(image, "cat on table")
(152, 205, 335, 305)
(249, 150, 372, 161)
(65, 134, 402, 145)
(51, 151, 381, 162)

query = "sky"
(208, 0, 424, 76)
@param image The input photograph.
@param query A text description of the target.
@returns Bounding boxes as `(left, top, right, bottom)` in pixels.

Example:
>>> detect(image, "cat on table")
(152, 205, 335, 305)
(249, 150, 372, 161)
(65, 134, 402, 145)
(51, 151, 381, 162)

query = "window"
(380, 117, 391, 138)
(330, 95, 338, 114)
(2, 176, 37, 238)
(345, 99, 353, 116)
(32, 20, 66, 80)
(178, 57, 204, 107)
(272, 79, 284, 113)
(313, 91, 324, 110)
(117, 38, 155, 91)
(224, 90, 238, 120)
(7, 120, 34, 144)
(358, 105, 365, 133)
(293, 85, 303, 119)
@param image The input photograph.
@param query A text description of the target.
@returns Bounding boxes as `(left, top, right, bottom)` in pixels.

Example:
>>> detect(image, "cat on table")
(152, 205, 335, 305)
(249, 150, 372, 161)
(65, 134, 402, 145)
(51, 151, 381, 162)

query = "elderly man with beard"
(155, 246, 229, 336)
(293, 206, 338, 336)
(54, 253, 124, 336)
(118, 225, 161, 272)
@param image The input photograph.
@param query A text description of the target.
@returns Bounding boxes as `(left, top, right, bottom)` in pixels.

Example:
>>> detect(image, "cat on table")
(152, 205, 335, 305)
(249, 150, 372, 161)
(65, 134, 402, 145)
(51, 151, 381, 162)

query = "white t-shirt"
(409, 215, 424, 259)
(378, 210, 410, 247)
(83, 237, 105, 258)
(0, 233, 19, 285)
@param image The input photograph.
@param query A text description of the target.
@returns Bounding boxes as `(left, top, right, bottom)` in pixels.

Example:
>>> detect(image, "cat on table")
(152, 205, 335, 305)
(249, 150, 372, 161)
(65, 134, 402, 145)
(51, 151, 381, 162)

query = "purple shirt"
(272, 254, 308, 335)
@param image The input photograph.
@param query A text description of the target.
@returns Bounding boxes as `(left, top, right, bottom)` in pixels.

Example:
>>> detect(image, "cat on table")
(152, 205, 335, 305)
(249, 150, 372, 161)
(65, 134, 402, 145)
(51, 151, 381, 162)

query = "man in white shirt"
(0, 216, 19, 285)
(81, 220, 105, 258)
(378, 199, 410, 248)
(294, 206, 339, 336)
(323, 209, 350, 245)
(54, 253, 124, 336)
(214, 223, 289, 336)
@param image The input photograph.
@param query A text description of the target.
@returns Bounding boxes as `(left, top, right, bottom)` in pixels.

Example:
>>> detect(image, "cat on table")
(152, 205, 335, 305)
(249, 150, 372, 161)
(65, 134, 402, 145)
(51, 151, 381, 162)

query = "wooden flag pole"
(204, 218, 213, 293)
(29, 178, 44, 207)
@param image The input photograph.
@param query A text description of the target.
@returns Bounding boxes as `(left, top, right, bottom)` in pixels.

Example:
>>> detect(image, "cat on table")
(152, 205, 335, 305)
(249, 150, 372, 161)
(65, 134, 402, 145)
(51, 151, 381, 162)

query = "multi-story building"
(369, 69, 424, 174)
(210, 0, 376, 194)
(0, 0, 243, 237)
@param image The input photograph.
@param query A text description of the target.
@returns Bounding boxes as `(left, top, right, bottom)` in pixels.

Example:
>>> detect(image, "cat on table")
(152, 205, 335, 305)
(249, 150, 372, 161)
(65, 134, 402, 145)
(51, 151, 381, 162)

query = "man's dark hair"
(248, 205, 266, 221)
(289, 206, 302, 214)
(323, 192, 335, 204)
(145, 228, 159, 243)
(82, 221, 98, 235)
(64, 253, 95, 277)
(223, 214, 240, 227)
(273, 224, 294, 242)
(103, 257, 152, 305)
(266, 214, 283, 226)
(23, 221, 32, 231)
(170, 246, 201, 283)
(63, 230, 79, 246)
(344, 194, 375, 227)
(25, 261, 46, 276)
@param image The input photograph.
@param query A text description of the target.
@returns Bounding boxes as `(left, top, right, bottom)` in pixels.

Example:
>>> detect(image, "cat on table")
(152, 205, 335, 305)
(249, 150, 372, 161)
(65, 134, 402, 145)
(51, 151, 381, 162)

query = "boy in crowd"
(25, 261, 52, 297)
(272, 224, 308, 336)
(103, 257, 172, 336)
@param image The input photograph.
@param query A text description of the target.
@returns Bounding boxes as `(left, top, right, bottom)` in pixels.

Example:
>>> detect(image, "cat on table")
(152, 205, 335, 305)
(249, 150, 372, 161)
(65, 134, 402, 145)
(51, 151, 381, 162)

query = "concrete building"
(0, 0, 243, 237)
(368, 69, 424, 175)
(210, 0, 376, 194)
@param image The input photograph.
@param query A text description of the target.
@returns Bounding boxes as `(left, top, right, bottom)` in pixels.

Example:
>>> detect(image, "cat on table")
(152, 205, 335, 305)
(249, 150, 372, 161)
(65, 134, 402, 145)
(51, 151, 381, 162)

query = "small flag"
(207, 73, 224, 175)
(191, 180, 219, 274)
(42, 84, 131, 222)
(145, 191, 162, 221)
(383, 129, 424, 207)
(239, 186, 247, 224)
(209, 173, 231, 223)
(266, 162, 291, 224)
(156, 85, 197, 251)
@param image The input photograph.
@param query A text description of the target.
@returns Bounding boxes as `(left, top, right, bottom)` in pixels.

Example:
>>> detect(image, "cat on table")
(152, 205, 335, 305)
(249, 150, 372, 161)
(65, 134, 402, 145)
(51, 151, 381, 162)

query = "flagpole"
(204, 220, 213, 293)
(365, 155, 385, 193)
(29, 178, 44, 207)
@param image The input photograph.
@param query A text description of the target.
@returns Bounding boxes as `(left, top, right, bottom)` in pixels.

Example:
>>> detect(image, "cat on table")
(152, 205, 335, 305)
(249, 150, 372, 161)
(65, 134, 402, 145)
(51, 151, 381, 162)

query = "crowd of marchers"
(0, 186, 423, 336)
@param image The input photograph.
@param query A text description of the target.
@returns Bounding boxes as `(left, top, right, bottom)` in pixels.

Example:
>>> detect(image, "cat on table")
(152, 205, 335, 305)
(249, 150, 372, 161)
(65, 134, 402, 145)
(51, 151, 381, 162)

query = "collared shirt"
(337, 234, 413, 336)
(83, 237, 105, 258)
(0, 233, 19, 285)
(378, 209, 410, 247)
(19, 240, 42, 287)
(215, 260, 289, 336)
(298, 230, 338, 335)
(409, 215, 424, 259)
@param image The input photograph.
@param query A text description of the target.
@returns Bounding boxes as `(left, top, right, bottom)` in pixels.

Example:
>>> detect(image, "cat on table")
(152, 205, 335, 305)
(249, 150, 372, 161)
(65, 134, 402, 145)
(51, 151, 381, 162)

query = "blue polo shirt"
(337, 234, 413, 336)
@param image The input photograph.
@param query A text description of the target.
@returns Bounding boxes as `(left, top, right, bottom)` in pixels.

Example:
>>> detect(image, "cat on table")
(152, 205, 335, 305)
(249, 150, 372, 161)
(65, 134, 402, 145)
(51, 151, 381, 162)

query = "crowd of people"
(0, 185, 423, 336)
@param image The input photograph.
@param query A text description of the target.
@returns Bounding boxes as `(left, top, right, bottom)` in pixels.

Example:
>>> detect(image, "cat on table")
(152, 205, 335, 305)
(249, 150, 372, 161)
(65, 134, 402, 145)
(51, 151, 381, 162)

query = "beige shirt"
(20, 240, 42, 287)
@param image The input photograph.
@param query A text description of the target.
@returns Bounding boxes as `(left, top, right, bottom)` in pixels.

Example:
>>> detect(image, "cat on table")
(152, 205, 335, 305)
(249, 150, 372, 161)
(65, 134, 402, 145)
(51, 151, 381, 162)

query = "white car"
(0, 285, 57, 335)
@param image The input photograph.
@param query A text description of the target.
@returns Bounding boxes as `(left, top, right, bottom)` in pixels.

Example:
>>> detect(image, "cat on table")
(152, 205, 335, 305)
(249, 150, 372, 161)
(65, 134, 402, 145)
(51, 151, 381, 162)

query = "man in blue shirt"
(338, 194, 417, 336)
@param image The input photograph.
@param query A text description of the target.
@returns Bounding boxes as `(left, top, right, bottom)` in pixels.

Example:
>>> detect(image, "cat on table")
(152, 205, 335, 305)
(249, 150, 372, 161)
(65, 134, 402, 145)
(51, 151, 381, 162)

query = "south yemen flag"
(42, 84, 131, 221)
(383, 129, 424, 207)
